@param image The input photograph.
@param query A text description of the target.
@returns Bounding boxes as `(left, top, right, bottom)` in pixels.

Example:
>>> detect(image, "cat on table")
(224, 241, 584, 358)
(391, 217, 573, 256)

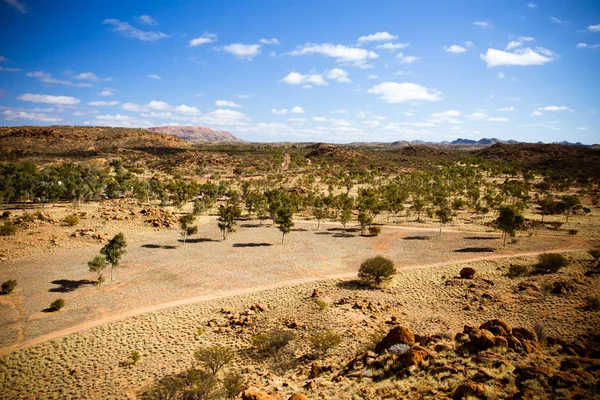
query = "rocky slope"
(148, 126, 245, 143)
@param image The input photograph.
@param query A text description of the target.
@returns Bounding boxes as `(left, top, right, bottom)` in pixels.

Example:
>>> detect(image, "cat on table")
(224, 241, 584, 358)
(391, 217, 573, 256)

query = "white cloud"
(3, 109, 61, 122)
(288, 117, 307, 122)
(172, 105, 200, 114)
(94, 114, 153, 127)
(194, 93, 204, 97)
(577, 43, 588, 48)
(444, 45, 467, 54)
(313, 116, 328, 122)
(395, 53, 419, 63)
(99, 89, 114, 96)
(271, 108, 288, 115)
(259, 38, 279, 45)
(588, 24, 600, 32)
(430, 110, 463, 124)
(138, 15, 157, 26)
(222, 43, 261, 59)
(474, 21, 491, 28)
(550, 17, 563, 24)
(497, 72, 505, 79)
(480, 47, 554, 67)
(121, 101, 200, 115)
(538, 105, 569, 111)
(215, 100, 242, 108)
(326, 68, 351, 83)
(0, 56, 8, 62)
(331, 109, 348, 114)
(281, 71, 328, 86)
(290, 106, 305, 114)
(122, 102, 144, 112)
(18, 93, 80, 105)
(528, 3, 537, 8)
(147, 74, 161, 79)
(74, 72, 111, 82)
(4, 0, 27, 13)
(395, 70, 413, 75)
(26, 71, 91, 87)
(367, 74, 379, 79)
(578, 43, 600, 49)
(0, 66, 22, 72)
(531, 110, 543, 116)
(497, 106, 515, 111)
(357, 31, 397, 43)
(577, 127, 588, 130)
(505, 36, 535, 50)
(102, 19, 170, 41)
(488, 117, 509, 122)
(88, 101, 119, 106)
(376, 42, 409, 51)
(189, 33, 217, 47)
(147, 100, 170, 111)
(198, 109, 247, 126)
(287, 43, 378, 67)
(468, 112, 487, 120)
(368, 82, 441, 103)
(236, 94, 252, 99)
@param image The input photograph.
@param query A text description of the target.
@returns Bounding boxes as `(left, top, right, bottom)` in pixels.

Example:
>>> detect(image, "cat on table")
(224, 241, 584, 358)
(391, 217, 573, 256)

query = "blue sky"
(1, 0, 599, 144)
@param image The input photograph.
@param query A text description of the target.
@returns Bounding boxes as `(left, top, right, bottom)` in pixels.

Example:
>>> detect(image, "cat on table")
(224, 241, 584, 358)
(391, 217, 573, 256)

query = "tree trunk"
(316, 220, 320, 230)
(111, 266, 114, 281)
(503, 232, 507, 247)
(281, 232, 285, 244)
(439, 223, 443, 237)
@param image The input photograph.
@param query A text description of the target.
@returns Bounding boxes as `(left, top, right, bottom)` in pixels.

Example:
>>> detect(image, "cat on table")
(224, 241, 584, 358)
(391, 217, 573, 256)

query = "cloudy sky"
(1, 0, 599, 143)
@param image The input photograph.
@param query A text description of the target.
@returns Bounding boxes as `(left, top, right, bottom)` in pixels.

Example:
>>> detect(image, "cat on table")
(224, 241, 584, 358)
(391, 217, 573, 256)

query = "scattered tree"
(435, 205, 452, 237)
(88, 255, 108, 285)
(358, 256, 397, 286)
(275, 206, 294, 244)
(101, 232, 127, 281)
(194, 346, 234, 375)
(496, 205, 525, 247)
(339, 207, 352, 231)
(179, 214, 198, 244)
(310, 330, 342, 355)
(217, 204, 241, 240)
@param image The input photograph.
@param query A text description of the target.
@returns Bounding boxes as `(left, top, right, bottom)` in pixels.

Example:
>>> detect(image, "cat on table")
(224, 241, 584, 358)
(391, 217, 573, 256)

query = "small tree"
(88, 255, 108, 285)
(49, 298, 65, 312)
(194, 346, 234, 375)
(560, 195, 581, 223)
(339, 207, 352, 231)
(223, 371, 245, 399)
(179, 214, 198, 244)
(129, 350, 141, 366)
(313, 207, 329, 230)
(358, 256, 396, 286)
(101, 232, 127, 281)
(252, 330, 296, 360)
(217, 204, 241, 240)
(435, 205, 452, 237)
(275, 206, 294, 244)
(357, 211, 373, 235)
(496, 205, 525, 247)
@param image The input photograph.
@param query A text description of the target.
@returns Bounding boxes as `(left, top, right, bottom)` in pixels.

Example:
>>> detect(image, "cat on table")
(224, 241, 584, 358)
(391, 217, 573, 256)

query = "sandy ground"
(0, 213, 587, 355)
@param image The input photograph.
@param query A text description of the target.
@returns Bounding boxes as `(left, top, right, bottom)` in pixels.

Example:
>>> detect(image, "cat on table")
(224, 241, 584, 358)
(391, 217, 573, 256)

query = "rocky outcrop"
(148, 126, 244, 143)
(374, 326, 415, 353)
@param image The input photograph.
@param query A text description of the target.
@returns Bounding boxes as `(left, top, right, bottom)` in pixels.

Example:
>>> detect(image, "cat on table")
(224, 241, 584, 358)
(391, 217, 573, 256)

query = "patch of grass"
(48, 298, 65, 312)
(535, 253, 569, 274)
(508, 264, 529, 278)
(129, 350, 141, 366)
(310, 330, 342, 355)
(315, 299, 327, 310)
(64, 214, 80, 226)
(0, 221, 16, 236)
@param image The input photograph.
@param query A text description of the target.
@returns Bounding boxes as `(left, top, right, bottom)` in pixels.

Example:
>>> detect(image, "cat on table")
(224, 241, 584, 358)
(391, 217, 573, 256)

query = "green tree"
(179, 214, 198, 244)
(435, 204, 453, 237)
(217, 204, 241, 240)
(194, 346, 234, 375)
(559, 195, 581, 223)
(340, 207, 353, 231)
(312, 207, 329, 231)
(275, 206, 294, 244)
(101, 232, 127, 281)
(536, 197, 557, 223)
(496, 205, 525, 247)
(358, 256, 396, 286)
(357, 211, 373, 235)
(88, 255, 108, 285)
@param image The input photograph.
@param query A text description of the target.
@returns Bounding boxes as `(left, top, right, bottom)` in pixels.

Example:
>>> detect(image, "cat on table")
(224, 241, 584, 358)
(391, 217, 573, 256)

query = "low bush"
(315, 299, 327, 310)
(508, 264, 529, 278)
(0, 221, 16, 236)
(1, 279, 17, 294)
(535, 253, 568, 274)
(585, 296, 600, 311)
(310, 330, 342, 355)
(358, 256, 396, 286)
(368, 226, 381, 236)
(64, 214, 80, 226)
(588, 249, 600, 260)
(129, 350, 141, 366)
(48, 298, 65, 312)
(252, 330, 296, 359)
(568, 229, 578, 235)
(222, 371, 245, 399)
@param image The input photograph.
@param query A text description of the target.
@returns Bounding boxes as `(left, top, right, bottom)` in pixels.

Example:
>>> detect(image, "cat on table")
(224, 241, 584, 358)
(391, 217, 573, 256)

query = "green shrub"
(508, 264, 529, 278)
(49, 298, 65, 312)
(588, 249, 600, 260)
(251, 330, 296, 359)
(1, 279, 17, 294)
(585, 296, 600, 311)
(568, 229, 578, 235)
(1, 211, 10, 219)
(222, 371, 245, 399)
(0, 221, 16, 236)
(129, 350, 141, 365)
(358, 256, 396, 285)
(535, 253, 569, 274)
(194, 346, 234, 375)
(64, 214, 80, 226)
(368, 226, 381, 236)
(315, 299, 327, 310)
(310, 330, 342, 355)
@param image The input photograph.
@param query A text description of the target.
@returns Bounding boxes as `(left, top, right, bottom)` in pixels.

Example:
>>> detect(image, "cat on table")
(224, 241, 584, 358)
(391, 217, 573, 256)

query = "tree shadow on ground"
(233, 242, 273, 248)
(314, 231, 332, 235)
(292, 228, 308, 232)
(240, 223, 263, 228)
(404, 236, 432, 240)
(141, 244, 178, 249)
(177, 238, 219, 244)
(336, 279, 371, 291)
(332, 233, 354, 238)
(454, 247, 495, 253)
(328, 227, 360, 233)
(49, 279, 96, 293)
(463, 236, 497, 241)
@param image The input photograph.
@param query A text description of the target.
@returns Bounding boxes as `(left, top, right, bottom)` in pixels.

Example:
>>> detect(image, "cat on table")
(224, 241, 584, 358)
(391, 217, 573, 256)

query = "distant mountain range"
(414, 137, 587, 146)
(148, 126, 244, 143)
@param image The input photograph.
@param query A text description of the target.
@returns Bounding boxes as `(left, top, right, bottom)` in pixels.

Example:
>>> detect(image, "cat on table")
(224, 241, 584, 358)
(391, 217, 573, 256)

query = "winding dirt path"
(0, 240, 585, 358)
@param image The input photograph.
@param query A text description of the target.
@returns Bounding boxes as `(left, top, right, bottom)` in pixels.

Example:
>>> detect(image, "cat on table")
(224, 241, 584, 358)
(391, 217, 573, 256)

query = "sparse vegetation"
(48, 298, 65, 312)
(585, 296, 600, 311)
(194, 346, 234, 375)
(535, 253, 569, 274)
(0, 221, 16, 236)
(100, 232, 127, 281)
(358, 256, 396, 286)
(63, 214, 80, 226)
(88, 255, 108, 285)
(310, 330, 342, 355)
(129, 350, 141, 366)
(508, 264, 528, 278)
(252, 330, 296, 359)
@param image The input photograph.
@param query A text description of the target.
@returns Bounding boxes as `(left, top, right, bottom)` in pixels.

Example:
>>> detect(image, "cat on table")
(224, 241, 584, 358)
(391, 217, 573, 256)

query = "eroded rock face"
(480, 319, 512, 336)
(374, 326, 415, 353)
(241, 388, 277, 400)
(453, 380, 486, 399)
(288, 394, 310, 400)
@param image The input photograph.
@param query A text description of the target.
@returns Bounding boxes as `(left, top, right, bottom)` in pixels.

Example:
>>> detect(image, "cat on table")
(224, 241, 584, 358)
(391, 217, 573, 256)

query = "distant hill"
(148, 126, 244, 143)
